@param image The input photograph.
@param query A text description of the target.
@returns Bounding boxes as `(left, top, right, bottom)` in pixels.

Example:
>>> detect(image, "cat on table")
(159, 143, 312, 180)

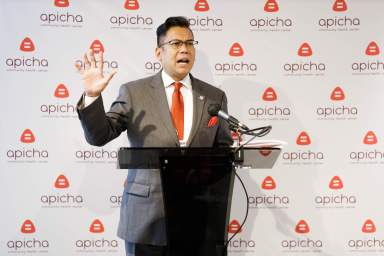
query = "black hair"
(156, 16, 193, 47)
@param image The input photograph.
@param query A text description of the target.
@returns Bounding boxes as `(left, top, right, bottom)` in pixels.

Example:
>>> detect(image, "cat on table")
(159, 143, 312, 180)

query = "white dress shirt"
(83, 70, 194, 146)
(161, 70, 193, 147)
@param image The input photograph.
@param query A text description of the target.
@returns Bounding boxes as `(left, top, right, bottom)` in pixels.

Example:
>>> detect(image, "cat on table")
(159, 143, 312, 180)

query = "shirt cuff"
(84, 94, 99, 107)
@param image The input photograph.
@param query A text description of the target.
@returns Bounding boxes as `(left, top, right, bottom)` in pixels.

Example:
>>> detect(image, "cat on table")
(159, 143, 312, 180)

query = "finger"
(98, 51, 104, 72)
(89, 49, 96, 68)
(74, 62, 84, 74)
(104, 69, 117, 84)
(83, 53, 91, 68)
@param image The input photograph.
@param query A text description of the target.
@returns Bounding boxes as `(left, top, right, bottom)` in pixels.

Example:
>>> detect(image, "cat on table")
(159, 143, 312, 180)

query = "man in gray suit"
(76, 16, 232, 256)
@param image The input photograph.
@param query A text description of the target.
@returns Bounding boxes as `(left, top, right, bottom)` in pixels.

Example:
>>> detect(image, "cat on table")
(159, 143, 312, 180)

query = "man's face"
(155, 26, 196, 81)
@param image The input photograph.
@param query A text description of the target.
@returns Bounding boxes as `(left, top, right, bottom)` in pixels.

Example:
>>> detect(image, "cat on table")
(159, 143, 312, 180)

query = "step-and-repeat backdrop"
(1, 0, 384, 255)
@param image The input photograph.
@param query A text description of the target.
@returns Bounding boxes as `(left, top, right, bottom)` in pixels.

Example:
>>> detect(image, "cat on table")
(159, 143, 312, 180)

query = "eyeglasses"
(159, 39, 198, 49)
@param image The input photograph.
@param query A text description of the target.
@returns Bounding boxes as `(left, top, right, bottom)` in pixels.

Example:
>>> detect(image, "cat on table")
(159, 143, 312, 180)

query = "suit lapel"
(187, 75, 206, 146)
(145, 72, 179, 146)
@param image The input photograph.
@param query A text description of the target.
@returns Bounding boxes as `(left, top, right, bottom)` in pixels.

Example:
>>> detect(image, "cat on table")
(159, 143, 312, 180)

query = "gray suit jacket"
(77, 71, 232, 245)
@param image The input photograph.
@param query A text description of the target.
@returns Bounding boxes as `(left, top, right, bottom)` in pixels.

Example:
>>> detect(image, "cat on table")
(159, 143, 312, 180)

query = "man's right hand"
(75, 50, 117, 97)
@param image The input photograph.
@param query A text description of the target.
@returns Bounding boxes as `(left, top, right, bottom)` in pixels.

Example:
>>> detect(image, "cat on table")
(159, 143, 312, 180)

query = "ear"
(155, 47, 162, 62)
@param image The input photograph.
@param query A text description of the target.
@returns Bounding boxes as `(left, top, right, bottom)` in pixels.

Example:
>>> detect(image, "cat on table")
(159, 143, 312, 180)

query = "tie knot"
(174, 82, 183, 91)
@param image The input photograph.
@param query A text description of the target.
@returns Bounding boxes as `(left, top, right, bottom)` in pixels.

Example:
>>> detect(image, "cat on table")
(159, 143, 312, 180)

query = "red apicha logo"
(124, 0, 139, 10)
(90, 219, 105, 233)
(21, 220, 36, 234)
(363, 131, 377, 145)
(330, 86, 345, 101)
(90, 40, 104, 54)
(329, 176, 343, 189)
(362, 219, 376, 233)
(228, 219, 242, 234)
(333, 0, 347, 12)
(365, 41, 380, 56)
(194, 0, 210, 12)
(264, 0, 279, 12)
(55, 174, 70, 189)
(262, 87, 277, 101)
(259, 149, 272, 157)
(20, 37, 35, 52)
(295, 220, 310, 234)
(262, 176, 276, 190)
(229, 43, 244, 57)
(298, 43, 313, 57)
(296, 131, 311, 146)
(54, 0, 69, 7)
(54, 83, 69, 98)
(231, 131, 242, 142)
(20, 129, 36, 144)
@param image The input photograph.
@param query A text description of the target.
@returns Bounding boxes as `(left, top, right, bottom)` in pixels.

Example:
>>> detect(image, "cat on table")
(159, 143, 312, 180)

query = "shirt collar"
(162, 70, 192, 90)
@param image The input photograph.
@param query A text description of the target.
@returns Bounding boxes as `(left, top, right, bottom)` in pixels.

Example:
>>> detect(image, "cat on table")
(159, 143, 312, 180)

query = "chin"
(175, 70, 190, 77)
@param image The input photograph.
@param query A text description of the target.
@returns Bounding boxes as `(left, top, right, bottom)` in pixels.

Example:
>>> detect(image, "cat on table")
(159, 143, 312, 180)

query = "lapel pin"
(199, 95, 205, 100)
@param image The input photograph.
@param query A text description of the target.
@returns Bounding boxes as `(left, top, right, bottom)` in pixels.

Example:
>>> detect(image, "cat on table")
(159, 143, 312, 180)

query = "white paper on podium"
(240, 139, 287, 148)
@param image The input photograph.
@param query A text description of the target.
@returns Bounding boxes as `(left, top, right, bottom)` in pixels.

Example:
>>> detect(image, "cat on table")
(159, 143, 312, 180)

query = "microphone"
(208, 104, 249, 131)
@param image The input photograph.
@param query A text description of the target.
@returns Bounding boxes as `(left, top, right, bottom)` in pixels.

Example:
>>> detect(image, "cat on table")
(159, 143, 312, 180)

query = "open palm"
(75, 50, 116, 97)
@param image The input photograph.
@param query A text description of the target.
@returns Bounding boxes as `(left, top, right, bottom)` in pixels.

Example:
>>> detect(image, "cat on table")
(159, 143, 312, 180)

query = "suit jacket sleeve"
(77, 85, 132, 146)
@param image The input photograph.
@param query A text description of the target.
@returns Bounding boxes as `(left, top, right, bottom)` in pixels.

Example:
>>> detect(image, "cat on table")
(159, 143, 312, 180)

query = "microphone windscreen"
(208, 104, 220, 116)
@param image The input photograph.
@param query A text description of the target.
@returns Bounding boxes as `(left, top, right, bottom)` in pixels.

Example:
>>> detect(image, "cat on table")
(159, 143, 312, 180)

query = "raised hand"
(75, 50, 117, 97)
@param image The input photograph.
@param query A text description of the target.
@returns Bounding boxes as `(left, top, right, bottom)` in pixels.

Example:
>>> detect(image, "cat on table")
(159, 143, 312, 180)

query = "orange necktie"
(171, 82, 184, 140)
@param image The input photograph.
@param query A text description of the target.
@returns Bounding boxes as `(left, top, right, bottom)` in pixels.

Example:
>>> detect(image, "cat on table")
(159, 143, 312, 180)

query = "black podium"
(118, 147, 281, 256)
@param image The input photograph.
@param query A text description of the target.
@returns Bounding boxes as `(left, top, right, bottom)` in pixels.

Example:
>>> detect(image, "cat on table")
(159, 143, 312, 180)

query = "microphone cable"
(223, 165, 249, 255)
(223, 126, 272, 255)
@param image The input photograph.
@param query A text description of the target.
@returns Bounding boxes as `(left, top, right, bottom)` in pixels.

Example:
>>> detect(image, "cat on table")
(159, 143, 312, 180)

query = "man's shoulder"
(120, 73, 159, 89)
(191, 76, 225, 96)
